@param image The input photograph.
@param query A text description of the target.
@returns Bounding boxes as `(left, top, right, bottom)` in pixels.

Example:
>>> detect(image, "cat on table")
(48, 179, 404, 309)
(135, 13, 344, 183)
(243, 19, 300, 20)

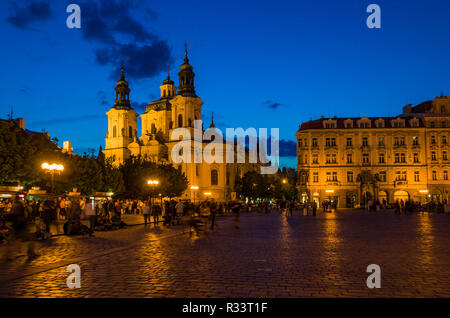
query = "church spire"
(210, 112, 215, 128)
(184, 42, 189, 64)
(114, 62, 131, 109)
(178, 43, 196, 97)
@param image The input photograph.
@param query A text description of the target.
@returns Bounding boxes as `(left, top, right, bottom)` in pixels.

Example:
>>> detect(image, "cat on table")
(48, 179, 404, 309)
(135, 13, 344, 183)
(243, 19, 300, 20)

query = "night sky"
(1, 0, 450, 168)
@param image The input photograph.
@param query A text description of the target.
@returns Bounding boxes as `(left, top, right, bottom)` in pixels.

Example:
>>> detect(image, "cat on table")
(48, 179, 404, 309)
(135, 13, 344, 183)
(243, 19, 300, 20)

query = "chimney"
(403, 104, 412, 114)
(16, 118, 25, 130)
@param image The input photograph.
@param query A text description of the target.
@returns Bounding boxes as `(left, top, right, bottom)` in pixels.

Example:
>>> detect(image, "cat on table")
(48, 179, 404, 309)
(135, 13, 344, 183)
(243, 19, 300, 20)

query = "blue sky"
(1, 0, 450, 168)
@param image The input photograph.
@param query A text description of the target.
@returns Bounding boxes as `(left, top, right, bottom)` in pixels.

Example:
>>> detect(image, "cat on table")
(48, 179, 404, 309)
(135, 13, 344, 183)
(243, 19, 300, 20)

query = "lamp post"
(147, 179, 159, 204)
(190, 186, 199, 204)
(41, 162, 64, 194)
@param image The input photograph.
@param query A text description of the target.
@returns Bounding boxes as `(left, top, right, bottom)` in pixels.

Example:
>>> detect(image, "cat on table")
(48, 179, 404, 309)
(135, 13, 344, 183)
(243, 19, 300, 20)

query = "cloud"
(279, 139, 297, 157)
(79, 0, 172, 79)
(264, 100, 286, 110)
(131, 101, 148, 112)
(6, 1, 52, 30)
(95, 41, 172, 79)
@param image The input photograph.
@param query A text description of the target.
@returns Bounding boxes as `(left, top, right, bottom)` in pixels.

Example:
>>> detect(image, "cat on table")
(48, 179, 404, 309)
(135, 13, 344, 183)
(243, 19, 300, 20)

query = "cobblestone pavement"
(1, 210, 450, 298)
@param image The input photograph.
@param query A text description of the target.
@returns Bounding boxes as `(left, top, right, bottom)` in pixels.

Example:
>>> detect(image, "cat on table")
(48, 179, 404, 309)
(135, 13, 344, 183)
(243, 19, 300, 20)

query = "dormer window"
(391, 118, 405, 128)
(344, 119, 353, 129)
(375, 119, 385, 128)
(323, 119, 337, 129)
(409, 118, 419, 128)
(357, 117, 371, 129)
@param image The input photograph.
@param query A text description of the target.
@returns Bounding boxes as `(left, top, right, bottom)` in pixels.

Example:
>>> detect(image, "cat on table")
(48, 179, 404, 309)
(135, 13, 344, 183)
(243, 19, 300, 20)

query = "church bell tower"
(104, 64, 138, 166)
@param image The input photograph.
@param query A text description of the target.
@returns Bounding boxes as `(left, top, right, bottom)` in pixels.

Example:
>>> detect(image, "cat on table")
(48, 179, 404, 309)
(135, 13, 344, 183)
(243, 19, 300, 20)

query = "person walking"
(152, 203, 161, 227)
(210, 200, 217, 230)
(42, 197, 55, 235)
(231, 201, 241, 229)
(143, 200, 151, 226)
(84, 198, 96, 236)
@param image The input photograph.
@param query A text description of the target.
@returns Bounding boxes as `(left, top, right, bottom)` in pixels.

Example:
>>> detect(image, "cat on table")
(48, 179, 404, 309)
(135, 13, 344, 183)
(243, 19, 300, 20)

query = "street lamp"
(282, 179, 287, 184)
(190, 186, 199, 204)
(147, 179, 159, 205)
(41, 162, 64, 194)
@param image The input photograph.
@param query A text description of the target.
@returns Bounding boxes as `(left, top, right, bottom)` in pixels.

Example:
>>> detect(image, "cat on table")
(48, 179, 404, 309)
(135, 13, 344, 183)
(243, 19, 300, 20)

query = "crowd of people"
(1, 194, 449, 246)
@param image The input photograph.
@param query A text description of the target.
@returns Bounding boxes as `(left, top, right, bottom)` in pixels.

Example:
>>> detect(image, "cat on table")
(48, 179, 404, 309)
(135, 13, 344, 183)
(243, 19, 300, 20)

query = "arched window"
(113, 126, 117, 137)
(211, 169, 218, 185)
(178, 114, 183, 127)
(129, 126, 133, 138)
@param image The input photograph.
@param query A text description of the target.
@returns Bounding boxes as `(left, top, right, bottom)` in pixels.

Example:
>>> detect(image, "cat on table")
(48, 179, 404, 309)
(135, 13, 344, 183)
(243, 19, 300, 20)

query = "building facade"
(296, 95, 450, 208)
(104, 48, 257, 202)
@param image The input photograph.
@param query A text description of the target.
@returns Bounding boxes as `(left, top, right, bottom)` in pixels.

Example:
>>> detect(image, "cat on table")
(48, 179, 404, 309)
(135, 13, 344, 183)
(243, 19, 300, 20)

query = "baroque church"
(103, 47, 258, 202)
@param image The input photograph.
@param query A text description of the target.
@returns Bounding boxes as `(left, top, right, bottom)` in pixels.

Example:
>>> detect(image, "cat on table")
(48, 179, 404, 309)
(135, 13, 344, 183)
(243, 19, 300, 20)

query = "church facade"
(104, 48, 257, 202)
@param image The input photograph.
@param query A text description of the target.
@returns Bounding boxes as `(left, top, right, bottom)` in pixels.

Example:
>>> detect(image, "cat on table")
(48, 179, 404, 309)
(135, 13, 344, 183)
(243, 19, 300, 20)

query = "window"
(430, 122, 435, 128)
(129, 126, 133, 138)
(346, 123, 352, 128)
(332, 172, 337, 181)
(394, 137, 405, 146)
(432, 151, 437, 161)
(443, 136, 447, 145)
(360, 122, 370, 129)
(196, 165, 199, 176)
(151, 123, 156, 134)
(313, 172, 319, 183)
(362, 137, 368, 147)
(442, 121, 447, 128)
(325, 138, 336, 147)
(431, 136, 436, 144)
(432, 171, 437, 181)
(445, 171, 449, 181)
(326, 154, 337, 164)
(413, 153, 419, 163)
(379, 171, 386, 182)
(312, 138, 318, 147)
(211, 169, 218, 185)
(304, 154, 308, 164)
(347, 171, 353, 183)
(346, 137, 352, 146)
(379, 153, 385, 164)
(178, 114, 183, 127)
(378, 137, 385, 146)
(326, 172, 338, 182)
(113, 126, 117, 138)
(395, 153, 400, 163)
(441, 105, 446, 113)
(363, 153, 369, 164)
(298, 139, 302, 148)
(443, 151, 448, 161)
(414, 171, 420, 182)
(400, 153, 406, 163)
(412, 136, 419, 146)
(312, 154, 319, 164)
(347, 153, 353, 164)
(396, 171, 407, 181)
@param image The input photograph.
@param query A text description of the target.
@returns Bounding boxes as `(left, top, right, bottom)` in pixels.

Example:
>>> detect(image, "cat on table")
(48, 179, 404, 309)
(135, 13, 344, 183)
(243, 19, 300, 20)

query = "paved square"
(1, 210, 450, 297)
